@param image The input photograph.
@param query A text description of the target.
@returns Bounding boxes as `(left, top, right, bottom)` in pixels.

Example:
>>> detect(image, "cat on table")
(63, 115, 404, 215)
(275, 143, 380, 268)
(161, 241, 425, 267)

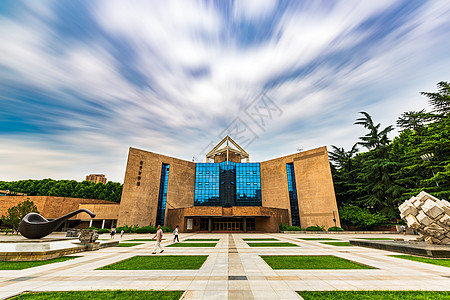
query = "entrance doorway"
(199, 217, 256, 232)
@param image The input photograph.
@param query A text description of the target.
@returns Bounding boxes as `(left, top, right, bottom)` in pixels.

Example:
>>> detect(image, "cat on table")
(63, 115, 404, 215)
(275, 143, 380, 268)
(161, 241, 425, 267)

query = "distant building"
(85, 174, 107, 184)
(0, 190, 26, 196)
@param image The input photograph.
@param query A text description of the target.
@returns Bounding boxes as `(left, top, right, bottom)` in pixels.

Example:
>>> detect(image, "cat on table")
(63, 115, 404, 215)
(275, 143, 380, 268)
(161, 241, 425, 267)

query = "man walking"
(152, 225, 164, 254)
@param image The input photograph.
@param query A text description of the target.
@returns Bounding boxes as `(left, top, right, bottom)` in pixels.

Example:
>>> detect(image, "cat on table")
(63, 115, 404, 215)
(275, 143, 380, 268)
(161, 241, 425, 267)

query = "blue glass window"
(194, 161, 261, 206)
(156, 163, 170, 226)
(286, 163, 300, 226)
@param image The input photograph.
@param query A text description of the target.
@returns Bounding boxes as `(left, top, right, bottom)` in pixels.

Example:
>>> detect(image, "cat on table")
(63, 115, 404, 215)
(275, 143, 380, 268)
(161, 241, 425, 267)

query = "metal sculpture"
(18, 209, 96, 239)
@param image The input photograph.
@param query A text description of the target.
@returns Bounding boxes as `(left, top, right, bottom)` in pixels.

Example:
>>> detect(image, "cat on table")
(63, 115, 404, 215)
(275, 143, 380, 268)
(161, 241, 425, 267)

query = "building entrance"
(199, 217, 255, 232)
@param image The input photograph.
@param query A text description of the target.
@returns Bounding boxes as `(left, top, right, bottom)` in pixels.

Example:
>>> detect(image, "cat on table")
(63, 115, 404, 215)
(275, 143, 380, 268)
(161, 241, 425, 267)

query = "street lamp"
(420, 153, 439, 187)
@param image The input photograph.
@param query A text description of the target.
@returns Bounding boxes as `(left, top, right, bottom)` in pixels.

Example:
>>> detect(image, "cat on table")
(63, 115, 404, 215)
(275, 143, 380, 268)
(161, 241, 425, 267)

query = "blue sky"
(1, 0, 450, 182)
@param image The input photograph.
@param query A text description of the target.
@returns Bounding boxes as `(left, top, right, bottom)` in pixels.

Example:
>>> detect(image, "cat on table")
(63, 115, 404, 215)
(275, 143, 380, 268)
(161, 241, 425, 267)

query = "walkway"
(0, 233, 449, 299)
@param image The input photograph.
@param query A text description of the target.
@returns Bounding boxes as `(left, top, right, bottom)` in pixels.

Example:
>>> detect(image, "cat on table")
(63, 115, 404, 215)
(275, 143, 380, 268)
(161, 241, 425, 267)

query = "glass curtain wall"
(286, 163, 300, 226)
(155, 163, 170, 226)
(194, 161, 261, 206)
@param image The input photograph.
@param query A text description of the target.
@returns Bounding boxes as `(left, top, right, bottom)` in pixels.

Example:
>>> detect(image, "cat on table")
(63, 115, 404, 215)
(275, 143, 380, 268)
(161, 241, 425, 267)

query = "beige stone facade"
(118, 145, 340, 232)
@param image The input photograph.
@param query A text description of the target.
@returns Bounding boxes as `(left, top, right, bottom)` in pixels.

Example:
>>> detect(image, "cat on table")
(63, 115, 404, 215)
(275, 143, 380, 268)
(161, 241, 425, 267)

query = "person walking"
(173, 225, 179, 243)
(152, 225, 164, 254)
(110, 227, 116, 239)
(120, 229, 124, 238)
(401, 224, 406, 235)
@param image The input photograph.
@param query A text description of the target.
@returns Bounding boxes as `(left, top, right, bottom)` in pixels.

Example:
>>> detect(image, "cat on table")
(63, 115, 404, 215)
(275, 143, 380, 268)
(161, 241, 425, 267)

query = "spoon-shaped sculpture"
(18, 209, 96, 239)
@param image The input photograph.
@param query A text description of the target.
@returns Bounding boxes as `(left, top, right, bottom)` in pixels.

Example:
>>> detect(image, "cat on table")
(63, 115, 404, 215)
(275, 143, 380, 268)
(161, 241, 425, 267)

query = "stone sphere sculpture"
(399, 191, 450, 244)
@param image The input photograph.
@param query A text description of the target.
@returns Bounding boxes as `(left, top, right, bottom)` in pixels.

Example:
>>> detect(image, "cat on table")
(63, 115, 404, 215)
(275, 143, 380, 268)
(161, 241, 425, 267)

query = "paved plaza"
(0, 233, 450, 299)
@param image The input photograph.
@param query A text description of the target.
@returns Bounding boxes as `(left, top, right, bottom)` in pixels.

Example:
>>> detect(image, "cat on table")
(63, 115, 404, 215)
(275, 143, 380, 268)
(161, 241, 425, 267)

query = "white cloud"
(1, 1, 450, 181)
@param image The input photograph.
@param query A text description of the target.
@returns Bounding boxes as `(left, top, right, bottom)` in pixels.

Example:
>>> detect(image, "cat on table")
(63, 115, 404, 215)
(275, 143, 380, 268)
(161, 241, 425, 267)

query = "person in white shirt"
(173, 225, 179, 243)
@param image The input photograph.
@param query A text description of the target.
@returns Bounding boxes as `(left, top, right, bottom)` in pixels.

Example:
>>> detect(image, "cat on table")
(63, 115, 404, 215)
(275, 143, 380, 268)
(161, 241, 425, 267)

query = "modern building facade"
(118, 136, 340, 232)
(85, 174, 107, 184)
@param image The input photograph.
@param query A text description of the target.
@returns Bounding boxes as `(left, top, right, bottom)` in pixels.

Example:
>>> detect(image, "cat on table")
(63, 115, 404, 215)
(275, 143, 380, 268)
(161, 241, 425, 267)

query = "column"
(101, 219, 105, 229)
(89, 219, 93, 227)
(243, 217, 247, 233)
(208, 217, 212, 233)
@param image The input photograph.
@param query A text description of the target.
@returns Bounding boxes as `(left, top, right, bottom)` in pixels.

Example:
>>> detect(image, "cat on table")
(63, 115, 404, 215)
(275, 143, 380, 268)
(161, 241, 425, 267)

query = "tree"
(354, 112, 394, 151)
(1, 200, 39, 231)
(329, 144, 359, 171)
(420, 81, 450, 116)
(396, 109, 429, 134)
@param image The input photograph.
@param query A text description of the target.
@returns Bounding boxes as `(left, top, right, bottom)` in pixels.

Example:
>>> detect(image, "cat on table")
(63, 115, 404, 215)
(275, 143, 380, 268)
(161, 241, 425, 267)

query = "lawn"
(13, 290, 184, 300)
(0, 257, 78, 270)
(98, 255, 208, 270)
(184, 238, 220, 241)
(125, 239, 165, 241)
(390, 255, 450, 268)
(116, 243, 144, 247)
(166, 243, 216, 247)
(243, 238, 279, 241)
(321, 242, 352, 247)
(298, 291, 450, 300)
(247, 242, 298, 247)
(298, 238, 339, 241)
(356, 238, 394, 240)
(261, 255, 374, 269)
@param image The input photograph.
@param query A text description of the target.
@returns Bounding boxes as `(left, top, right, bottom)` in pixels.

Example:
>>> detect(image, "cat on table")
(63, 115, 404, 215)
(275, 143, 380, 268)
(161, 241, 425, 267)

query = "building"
(85, 174, 107, 184)
(0, 195, 119, 230)
(0, 190, 27, 196)
(118, 136, 340, 232)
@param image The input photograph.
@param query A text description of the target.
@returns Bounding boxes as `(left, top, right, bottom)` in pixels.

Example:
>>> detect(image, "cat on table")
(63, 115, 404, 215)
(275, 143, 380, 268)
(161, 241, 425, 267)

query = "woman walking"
(173, 225, 179, 243)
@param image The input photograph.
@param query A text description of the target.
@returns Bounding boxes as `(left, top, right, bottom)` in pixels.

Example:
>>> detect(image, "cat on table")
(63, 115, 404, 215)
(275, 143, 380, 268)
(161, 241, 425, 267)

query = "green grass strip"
(116, 243, 144, 247)
(0, 256, 78, 270)
(357, 238, 394, 240)
(298, 238, 339, 240)
(243, 238, 279, 241)
(298, 291, 450, 300)
(184, 239, 220, 241)
(13, 290, 184, 300)
(166, 243, 216, 247)
(247, 242, 298, 247)
(321, 242, 352, 246)
(261, 255, 374, 269)
(390, 255, 450, 268)
(125, 239, 165, 241)
(98, 255, 208, 270)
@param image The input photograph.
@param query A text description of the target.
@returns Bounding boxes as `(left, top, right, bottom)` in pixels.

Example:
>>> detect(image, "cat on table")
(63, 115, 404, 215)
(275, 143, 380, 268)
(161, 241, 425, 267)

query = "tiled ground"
(0, 233, 450, 299)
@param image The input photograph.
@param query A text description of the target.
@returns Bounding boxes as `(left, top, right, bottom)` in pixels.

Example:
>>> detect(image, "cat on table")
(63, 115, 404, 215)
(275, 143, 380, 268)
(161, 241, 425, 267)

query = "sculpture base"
(0, 240, 119, 261)
(350, 239, 450, 258)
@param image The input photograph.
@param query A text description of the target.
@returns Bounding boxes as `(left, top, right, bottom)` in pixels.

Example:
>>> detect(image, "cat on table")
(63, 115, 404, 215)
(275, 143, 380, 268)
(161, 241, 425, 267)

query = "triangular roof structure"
(206, 136, 249, 162)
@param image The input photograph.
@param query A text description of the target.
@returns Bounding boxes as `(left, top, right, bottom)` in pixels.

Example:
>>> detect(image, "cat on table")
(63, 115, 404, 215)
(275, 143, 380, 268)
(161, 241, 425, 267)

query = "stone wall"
(0, 196, 118, 220)
(261, 146, 340, 228)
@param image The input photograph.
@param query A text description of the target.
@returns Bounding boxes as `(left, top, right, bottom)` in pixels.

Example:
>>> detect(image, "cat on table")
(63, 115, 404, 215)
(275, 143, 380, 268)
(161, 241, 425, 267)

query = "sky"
(1, 0, 450, 183)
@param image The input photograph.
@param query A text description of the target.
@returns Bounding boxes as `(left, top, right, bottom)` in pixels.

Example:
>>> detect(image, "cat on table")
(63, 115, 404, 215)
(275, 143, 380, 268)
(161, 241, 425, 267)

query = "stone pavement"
(0, 232, 449, 299)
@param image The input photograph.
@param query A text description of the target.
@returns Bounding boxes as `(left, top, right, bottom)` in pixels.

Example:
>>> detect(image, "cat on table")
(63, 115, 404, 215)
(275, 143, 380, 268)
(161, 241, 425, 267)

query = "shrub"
(306, 225, 325, 231)
(135, 225, 157, 234)
(86, 226, 100, 230)
(115, 226, 129, 233)
(97, 228, 111, 234)
(328, 226, 344, 231)
(279, 223, 288, 231)
(339, 206, 388, 229)
(161, 226, 173, 233)
(286, 226, 302, 231)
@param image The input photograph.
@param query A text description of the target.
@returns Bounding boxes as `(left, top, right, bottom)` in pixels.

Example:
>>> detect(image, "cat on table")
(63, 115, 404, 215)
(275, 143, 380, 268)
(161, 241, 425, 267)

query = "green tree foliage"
(331, 81, 450, 224)
(1, 200, 39, 230)
(0, 179, 123, 203)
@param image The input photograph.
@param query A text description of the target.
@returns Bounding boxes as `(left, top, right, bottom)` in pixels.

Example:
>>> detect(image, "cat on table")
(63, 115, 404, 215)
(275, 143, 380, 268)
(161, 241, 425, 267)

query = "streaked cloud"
(1, 0, 450, 182)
